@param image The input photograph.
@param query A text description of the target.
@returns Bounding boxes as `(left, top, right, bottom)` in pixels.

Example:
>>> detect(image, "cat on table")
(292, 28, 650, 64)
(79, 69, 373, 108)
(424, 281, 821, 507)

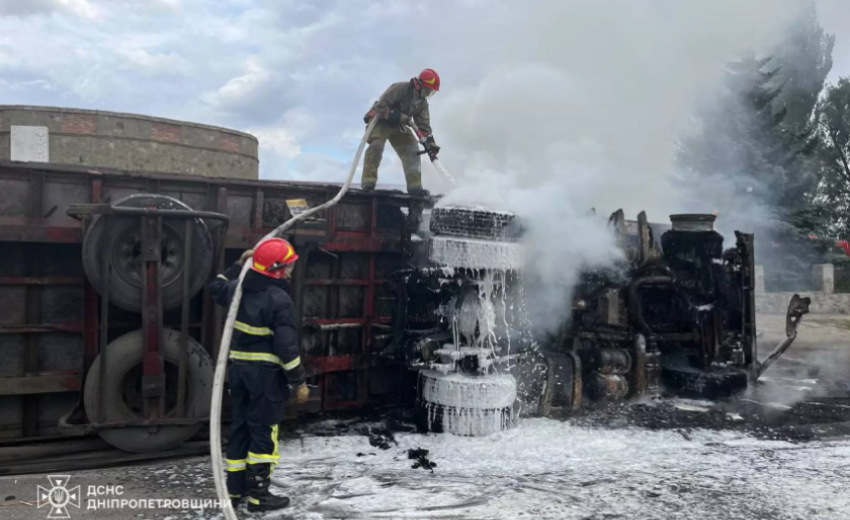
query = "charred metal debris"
(385, 206, 812, 427)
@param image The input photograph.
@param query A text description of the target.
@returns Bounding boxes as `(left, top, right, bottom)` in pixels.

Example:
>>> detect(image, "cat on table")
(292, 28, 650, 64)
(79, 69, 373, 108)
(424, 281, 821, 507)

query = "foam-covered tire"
(415, 370, 517, 436)
(84, 328, 214, 453)
(415, 400, 514, 435)
(82, 194, 213, 312)
(429, 206, 522, 242)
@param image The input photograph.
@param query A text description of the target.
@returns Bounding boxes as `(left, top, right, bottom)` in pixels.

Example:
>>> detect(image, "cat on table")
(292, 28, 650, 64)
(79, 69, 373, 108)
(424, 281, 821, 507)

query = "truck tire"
(83, 328, 214, 453)
(82, 194, 213, 312)
(415, 370, 517, 436)
(429, 206, 522, 242)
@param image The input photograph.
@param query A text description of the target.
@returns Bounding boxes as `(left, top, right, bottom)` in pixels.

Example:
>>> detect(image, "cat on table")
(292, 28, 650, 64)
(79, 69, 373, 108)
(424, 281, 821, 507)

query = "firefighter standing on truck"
(210, 238, 309, 513)
(361, 68, 441, 196)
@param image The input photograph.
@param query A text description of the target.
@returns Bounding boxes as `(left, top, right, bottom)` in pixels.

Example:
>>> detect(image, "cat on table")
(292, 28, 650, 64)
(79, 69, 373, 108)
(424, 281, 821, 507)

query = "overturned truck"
(0, 158, 808, 449)
(393, 206, 810, 434)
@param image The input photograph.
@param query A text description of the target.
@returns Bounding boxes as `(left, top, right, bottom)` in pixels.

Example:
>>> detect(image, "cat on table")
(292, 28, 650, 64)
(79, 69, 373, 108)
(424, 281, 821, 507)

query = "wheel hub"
(111, 223, 185, 289)
(120, 361, 183, 419)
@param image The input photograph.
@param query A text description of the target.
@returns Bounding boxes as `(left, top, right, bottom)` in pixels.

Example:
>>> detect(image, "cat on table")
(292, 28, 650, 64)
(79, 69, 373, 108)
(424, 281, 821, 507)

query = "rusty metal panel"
(39, 244, 84, 277)
(0, 178, 29, 217)
(38, 334, 83, 372)
(42, 287, 84, 323)
(0, 242, 28, 275)
(306, 253, 333, 279)
(0, 373, 82, 395)
(333, 328, 362, 356)
(376, 204, 407, 234)
(160, 189, 207, 213)
(227, 192, 254, 228)
(0, 335, 24, 376)
(43, 177, 90, 225)
(303, 287, 330, 319)
(340, 253, 369, 279)
(262, 196, 292, 228)
(335, 203, 370, 232)
(0, 396, 22, 439)
(0, 162, 420, 424)
(375, 252, 404, 278)
(302, 330, 330, 357)
(326, 371, 359, 404)
(339, 287, 365, 318)
(101, 184, 144, 204)
(0, 286, 26, 325)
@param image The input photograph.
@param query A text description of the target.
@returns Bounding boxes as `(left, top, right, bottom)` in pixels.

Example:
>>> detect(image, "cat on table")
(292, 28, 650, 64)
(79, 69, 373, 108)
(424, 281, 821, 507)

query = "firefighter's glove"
(363, 109, 376, 125)
(294, 383, 309, 405)
(386, 111, 410, 127)
(239, 249, 255, 265)
(425, 135, 440, 156)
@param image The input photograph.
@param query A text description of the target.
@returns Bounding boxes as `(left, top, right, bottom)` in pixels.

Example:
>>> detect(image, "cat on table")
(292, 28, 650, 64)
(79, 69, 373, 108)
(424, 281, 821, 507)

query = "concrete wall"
(756, 264, 850, 314)
(0, 105, 259, 179)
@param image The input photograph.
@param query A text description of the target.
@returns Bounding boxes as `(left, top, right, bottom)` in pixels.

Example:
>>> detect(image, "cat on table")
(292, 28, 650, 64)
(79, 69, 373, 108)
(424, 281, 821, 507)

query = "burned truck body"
(0, 155, 807, 449)
(551, 211, 760, 409)
(394, 206, 807, 432)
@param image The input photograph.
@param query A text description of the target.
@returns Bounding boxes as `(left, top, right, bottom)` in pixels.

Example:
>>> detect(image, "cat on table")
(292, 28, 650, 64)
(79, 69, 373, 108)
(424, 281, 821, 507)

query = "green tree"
(675, 56, 816, 212)
(816, 78, 850, 239)
(675, 56, 826, 289)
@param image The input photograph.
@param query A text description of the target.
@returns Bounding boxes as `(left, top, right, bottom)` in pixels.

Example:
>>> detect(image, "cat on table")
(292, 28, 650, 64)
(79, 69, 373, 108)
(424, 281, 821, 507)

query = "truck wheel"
(82, 194, 213, 312)
(83, 328, 214, 453)
(415, 370, 517, 436)
(429, 206, 523, 242)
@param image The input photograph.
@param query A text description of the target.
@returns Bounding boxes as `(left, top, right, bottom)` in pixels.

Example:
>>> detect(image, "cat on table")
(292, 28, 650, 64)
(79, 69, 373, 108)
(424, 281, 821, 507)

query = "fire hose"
(210, 116, 380, 519)
(408, 119, 457, 186)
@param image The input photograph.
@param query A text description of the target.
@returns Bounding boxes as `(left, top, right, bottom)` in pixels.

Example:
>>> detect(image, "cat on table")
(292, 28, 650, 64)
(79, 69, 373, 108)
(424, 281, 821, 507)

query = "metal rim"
(111, 222, 186, 289)
(82, 193, 214, 312)
(118, 361, 184, 419)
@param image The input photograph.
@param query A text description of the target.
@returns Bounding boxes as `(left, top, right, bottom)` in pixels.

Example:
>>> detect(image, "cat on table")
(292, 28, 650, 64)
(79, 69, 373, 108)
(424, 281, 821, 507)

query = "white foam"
(425, 402, 514, 437)
(271, 418, 850, 519)
(428, 236, 524, 270)
(420, 370, 517, 409)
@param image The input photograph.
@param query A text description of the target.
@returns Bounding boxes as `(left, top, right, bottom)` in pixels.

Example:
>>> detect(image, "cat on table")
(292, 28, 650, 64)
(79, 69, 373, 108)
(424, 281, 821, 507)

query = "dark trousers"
(225, 362, 288, 498)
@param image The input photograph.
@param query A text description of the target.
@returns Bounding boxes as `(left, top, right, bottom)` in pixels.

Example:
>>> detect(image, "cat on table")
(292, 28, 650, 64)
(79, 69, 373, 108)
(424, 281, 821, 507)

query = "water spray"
(408, 119, 458, 186)
(210, 117, 379, 520)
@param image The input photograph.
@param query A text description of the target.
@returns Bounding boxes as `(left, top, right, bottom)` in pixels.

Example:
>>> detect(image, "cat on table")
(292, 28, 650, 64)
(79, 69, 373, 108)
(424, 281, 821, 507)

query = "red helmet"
(251, 238, 299, 279)
(418, 68, 440, 92)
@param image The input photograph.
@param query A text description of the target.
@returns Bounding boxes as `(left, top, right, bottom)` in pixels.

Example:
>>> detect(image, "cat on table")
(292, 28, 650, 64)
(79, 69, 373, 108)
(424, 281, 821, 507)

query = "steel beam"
(0, 373, 82, 395)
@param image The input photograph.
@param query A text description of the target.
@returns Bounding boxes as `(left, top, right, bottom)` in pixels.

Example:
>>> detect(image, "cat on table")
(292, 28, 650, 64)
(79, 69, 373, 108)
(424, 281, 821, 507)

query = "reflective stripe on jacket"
(210, 263, 306, 385)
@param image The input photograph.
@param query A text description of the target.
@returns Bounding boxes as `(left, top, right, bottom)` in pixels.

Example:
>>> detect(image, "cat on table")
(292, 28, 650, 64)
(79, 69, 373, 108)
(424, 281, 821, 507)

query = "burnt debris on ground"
(408, 448, 437, 471)
(568, 380, 850, 442)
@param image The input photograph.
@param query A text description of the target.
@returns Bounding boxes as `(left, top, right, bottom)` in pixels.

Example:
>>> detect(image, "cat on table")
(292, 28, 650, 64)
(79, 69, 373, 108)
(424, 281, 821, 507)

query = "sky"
(1, 0, 849, 217)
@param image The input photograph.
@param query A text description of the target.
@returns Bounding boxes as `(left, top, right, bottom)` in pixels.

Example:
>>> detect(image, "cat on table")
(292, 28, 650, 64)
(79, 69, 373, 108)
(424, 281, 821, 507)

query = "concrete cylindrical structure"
(0, 105, 258, 179)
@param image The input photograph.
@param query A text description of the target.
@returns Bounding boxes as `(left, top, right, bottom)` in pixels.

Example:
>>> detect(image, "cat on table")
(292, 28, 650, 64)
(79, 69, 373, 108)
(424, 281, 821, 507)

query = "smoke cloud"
(430, 0, 810, 332)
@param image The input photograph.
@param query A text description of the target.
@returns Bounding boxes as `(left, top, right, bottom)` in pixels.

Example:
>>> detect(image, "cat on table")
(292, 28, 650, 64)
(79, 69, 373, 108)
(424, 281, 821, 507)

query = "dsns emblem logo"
(37, 475, 81, 519)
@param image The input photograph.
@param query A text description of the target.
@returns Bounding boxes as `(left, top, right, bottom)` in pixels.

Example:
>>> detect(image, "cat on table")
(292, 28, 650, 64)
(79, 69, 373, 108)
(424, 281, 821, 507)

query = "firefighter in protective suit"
(361, 68, 441, 195)
(210, 238, 309, 512)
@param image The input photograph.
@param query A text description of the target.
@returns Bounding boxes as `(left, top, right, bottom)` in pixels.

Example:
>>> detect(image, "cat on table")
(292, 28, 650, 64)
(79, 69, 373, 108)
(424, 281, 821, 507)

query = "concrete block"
(813, 264, 835, 295)
(10, 126, 49, 162)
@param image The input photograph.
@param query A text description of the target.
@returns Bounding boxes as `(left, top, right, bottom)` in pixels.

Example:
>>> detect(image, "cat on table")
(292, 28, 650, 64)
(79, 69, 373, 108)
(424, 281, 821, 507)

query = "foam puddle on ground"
(269, 418, 850, 520)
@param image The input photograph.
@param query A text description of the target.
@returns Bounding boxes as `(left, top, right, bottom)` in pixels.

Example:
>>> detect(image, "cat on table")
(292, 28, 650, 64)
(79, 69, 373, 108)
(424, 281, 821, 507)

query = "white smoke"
(428, 0, 810, 331)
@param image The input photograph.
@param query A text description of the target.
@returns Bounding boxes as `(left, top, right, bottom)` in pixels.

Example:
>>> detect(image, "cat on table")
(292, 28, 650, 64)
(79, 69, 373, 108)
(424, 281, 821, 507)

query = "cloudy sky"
(2, 0, 849, 217)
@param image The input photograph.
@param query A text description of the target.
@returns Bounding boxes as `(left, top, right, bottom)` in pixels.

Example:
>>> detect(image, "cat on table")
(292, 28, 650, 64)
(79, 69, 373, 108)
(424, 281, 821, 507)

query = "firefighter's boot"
(246, 463, 290, 512)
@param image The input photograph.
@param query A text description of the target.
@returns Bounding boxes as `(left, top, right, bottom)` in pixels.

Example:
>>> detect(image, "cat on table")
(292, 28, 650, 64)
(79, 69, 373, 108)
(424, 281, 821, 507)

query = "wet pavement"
(2, 313, 848, 519)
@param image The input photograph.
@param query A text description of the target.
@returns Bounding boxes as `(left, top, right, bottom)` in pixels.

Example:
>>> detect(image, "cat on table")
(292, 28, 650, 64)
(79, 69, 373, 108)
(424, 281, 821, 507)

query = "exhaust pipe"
(755, 294, 811, 380)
